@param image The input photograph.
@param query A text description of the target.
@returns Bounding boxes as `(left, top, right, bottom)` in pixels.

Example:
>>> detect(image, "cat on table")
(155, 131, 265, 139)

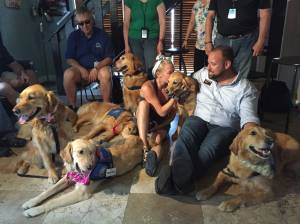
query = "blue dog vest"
(107, 108, 125, 119)
(89, 147, 115, 180)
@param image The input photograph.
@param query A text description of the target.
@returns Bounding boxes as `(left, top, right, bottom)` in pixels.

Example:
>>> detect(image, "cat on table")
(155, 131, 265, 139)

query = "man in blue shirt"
(155, 46, 260, 195)
(64, 6, 114, 109)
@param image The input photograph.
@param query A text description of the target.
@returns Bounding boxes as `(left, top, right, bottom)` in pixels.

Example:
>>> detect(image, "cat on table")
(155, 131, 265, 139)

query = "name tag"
(141, 27, 149, 39)
(228, 8, 236, 19)
(106, 168, 117, 177)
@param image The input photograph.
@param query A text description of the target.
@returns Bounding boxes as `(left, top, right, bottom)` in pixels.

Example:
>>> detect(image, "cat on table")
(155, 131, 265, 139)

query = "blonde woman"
(136, 55, 176, 176)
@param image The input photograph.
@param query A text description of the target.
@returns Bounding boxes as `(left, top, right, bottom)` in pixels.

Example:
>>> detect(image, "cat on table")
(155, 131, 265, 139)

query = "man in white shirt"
(155, 46, 260, 195)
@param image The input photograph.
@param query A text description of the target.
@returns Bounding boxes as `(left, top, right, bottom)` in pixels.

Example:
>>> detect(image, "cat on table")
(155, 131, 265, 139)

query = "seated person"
(0, 34, 37, 106)
(136, 55, 177, 177)
(64, 6, 114, 109)
(155, 46, 260, 194)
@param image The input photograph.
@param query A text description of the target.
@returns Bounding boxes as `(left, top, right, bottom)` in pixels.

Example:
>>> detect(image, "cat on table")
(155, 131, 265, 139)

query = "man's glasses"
(77, 20, 91, 26)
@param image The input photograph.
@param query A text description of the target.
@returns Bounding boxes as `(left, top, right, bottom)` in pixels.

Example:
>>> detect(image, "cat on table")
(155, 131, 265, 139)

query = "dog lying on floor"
(74, 102, 137, 143)
(196, 126, 300, 212)
(13, 84, 77, 183)
(22, 136, 143, 217)
(151, 71, 199, 138)
(114, 53, 148, 114)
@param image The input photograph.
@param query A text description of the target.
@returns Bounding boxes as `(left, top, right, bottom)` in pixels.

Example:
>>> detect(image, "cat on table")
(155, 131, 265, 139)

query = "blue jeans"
(129, 38, 158, 79)
(214, 31, 258, 79)
(170, 116, 238, 191)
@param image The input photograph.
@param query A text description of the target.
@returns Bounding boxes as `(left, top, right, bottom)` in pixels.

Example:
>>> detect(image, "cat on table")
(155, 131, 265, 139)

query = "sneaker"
(145, 150, 158, 177)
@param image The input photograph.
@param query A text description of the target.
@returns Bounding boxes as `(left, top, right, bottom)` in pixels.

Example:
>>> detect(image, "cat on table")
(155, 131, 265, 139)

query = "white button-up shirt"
(193, 68, 260, 130)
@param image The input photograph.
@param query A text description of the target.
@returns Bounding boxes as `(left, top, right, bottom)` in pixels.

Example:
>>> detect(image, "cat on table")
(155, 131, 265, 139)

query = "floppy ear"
(229, 133, 241, 155)
(47, 91, 58, 112)
(133, 56, 143, 72)
(60, 142, 73, 164)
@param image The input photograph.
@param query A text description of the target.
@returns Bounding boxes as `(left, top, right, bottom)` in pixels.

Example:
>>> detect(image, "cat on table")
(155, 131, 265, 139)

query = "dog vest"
(90, 147, 115, 180)
(107, 108, 125, 119)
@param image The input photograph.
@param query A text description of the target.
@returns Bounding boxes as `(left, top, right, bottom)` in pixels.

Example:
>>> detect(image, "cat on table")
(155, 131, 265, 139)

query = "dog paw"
(48, 175, 59, 184)
(22, 198, 39, 210)
(218, 200, 240, 212)
(23, 206, 44, 217)
(195, 188, 214, 201)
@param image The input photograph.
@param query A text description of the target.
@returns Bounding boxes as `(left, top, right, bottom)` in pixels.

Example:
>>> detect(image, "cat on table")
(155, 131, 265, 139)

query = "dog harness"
(67, 147, 115, 185)
(107, 108, 125, 119)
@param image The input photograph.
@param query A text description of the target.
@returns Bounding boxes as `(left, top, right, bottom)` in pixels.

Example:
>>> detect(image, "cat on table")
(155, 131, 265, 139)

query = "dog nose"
(87, 165, 93, 171)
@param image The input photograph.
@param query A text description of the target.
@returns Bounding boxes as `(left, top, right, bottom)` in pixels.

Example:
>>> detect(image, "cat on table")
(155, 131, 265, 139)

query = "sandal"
(145, 150, 158, 177)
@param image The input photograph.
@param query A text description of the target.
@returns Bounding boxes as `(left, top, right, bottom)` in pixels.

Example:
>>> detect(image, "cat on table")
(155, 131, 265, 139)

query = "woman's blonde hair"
(152, 55, 174, 77)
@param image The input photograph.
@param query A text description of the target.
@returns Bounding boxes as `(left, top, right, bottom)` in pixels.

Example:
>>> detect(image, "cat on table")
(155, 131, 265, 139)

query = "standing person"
(136, 55, 176, 177)
(155, 46, 260, 195)
(182, 0, 216, 72)
(123, 0, 166, 79)
(205, 0, 271, 78)
(64, 6, 114, 110)
(0, 34, 37, 106)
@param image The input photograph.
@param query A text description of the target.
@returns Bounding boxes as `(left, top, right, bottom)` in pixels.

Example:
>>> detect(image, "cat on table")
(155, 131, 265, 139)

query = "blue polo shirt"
(0, 35, 15, 74)
(65, 27, 114, 69)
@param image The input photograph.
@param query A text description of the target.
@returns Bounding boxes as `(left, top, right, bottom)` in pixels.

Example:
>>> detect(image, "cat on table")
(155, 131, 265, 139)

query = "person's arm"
(157, 2, 166, 54)
(205, 10, 216, 55)
(7, 61, 30, 84)
(252, 8, 271, 56)
(183, 10, 195, 48)
(141, 81, 176, 117)
(123, 5, 131, 53)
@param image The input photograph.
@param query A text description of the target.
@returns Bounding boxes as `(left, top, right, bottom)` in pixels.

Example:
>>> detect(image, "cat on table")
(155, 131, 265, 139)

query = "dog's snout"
(87, 165, 93, 171)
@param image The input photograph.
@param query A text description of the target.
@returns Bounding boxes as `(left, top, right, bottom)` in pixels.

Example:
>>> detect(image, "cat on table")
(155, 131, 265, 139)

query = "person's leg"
(63, 67, 82, 108)
(233, 32, 258, 79)
(197, 124, 238, 174)
(136, 99, 150, 150)
(129, 38, 145, 68)
(0, 82, 19, 106)
(97, 66, 112, 102)
(194, 48, 208, 72)
(143, 38, 157, 79)
(170, 116, 209, 192)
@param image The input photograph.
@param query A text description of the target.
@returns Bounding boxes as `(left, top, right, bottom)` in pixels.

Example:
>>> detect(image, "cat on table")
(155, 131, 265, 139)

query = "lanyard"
(232, 0, 237, 8)
(140, 1, 148, 27)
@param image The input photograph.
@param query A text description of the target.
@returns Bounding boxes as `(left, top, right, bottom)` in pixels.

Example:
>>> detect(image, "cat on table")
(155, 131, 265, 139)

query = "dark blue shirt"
(0, 35, 15, 74)
(65, 27, 114, 69)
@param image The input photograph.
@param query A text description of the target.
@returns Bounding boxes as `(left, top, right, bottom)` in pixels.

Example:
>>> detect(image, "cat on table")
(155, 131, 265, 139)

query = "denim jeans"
(214, 31, 258, 79)
(129, 38, 158, 79)
(170, 116, 238, 191)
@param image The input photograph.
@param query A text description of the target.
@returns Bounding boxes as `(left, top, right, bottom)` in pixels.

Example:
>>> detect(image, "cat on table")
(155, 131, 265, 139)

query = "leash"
(17, 173, 48, 179)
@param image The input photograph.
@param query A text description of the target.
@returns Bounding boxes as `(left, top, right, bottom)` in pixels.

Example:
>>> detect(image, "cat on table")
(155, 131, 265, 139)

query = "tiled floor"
(0, 99, 300, 223)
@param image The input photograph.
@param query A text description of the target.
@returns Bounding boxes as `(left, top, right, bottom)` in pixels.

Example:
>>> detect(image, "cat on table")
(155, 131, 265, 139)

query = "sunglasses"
(77, 20, 91, 26)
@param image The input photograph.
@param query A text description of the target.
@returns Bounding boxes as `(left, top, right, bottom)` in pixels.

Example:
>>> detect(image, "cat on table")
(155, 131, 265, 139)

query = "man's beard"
(209, 70, 226, 81)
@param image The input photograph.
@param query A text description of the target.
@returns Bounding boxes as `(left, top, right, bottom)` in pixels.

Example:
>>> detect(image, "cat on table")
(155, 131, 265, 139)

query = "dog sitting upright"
(196, 126, 300, 212)
(13, 84, 77, 183)
(114, 53, 148, 114)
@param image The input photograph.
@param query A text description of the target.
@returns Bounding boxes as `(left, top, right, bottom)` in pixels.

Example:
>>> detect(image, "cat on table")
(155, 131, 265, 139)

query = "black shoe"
(155, 165, 177, 195)
(145, 150, 158, 177)
(0, 147, 12, 157)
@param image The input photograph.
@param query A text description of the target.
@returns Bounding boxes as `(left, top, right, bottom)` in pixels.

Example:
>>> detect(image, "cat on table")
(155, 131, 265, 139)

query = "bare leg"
(98, 66, 112, 102)
(136, 100, 150, 150)
(63, 67, 82, 108)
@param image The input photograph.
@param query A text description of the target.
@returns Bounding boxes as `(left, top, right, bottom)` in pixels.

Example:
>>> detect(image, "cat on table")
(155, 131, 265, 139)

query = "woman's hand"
(157, 40, 164, 54)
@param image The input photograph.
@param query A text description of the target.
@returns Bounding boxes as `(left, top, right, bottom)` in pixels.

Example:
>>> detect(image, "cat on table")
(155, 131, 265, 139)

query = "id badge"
(228, 8, 236, 19)
(141, 27, 148, 39)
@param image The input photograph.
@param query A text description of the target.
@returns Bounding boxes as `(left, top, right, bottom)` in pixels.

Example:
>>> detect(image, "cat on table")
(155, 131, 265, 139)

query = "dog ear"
(133, 56, 143, 72)
(229, 133, 241, 155)
(60, 142, 73, 164)
(46, 91, 58, 111)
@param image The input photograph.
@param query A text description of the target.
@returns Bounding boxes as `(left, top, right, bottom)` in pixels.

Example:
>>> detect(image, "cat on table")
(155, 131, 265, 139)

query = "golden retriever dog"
(22, 137, 143, 217)
(13, 84, 77, 183)
(114, 53, 148, 114)
(196, 126, 300, 212)
(74, 101, 137, 143)
(151, 71, 199, 138)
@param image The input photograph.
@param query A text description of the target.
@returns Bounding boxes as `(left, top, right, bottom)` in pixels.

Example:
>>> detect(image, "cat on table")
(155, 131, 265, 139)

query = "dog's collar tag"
(106, 168, 116, 177)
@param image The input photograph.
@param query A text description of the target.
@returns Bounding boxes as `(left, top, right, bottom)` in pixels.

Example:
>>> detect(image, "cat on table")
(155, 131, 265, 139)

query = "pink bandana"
(66, 171, 91, 185)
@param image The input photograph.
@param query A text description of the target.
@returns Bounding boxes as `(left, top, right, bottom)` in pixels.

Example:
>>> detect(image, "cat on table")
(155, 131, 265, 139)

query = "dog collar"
(126, 85, 142, 91)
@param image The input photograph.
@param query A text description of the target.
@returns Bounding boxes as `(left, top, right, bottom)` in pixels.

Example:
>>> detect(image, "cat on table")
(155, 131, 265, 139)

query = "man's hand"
(252, 40, 265, 56)
(157, 40, 163, 54)
(89, 68, 98, 82)
(20, 70, 29, 84)
(80, 68, 89, 80)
